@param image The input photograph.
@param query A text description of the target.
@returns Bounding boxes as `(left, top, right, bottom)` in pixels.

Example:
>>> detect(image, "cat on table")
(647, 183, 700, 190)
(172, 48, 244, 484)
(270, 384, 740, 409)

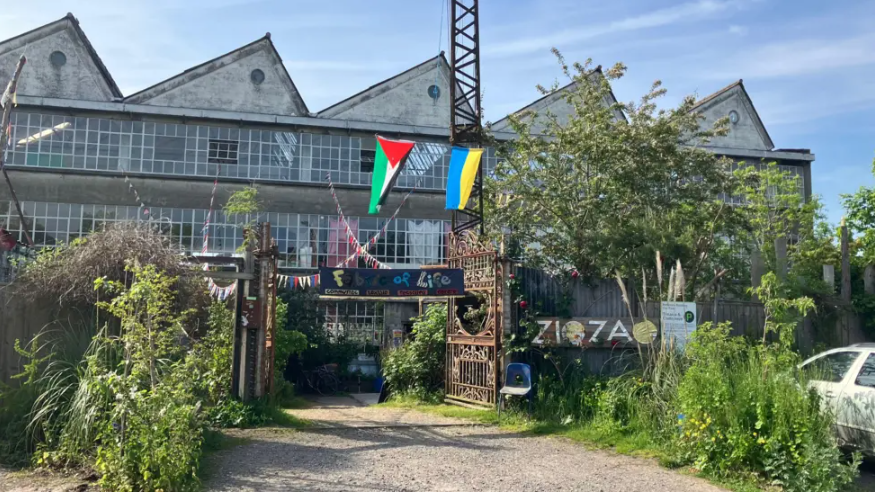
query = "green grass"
(267, 407, 310, 429)
(278, 396, 313, 410)
(381, 395, 500, 425)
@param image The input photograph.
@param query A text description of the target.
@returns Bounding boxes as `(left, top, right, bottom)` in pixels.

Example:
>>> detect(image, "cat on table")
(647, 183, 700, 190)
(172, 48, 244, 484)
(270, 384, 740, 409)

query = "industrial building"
(0, 13, 814, 343)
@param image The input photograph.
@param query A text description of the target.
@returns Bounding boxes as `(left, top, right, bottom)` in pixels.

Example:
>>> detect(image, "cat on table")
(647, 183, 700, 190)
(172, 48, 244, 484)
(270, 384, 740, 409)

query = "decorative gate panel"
(445, 230, 501, 406)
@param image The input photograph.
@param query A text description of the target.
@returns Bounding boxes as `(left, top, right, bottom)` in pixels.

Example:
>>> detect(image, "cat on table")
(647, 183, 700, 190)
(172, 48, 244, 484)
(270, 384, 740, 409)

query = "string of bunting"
(275, 174, 422, 290)
(122, 172, 152, 220)
(202, 166, 236, 300)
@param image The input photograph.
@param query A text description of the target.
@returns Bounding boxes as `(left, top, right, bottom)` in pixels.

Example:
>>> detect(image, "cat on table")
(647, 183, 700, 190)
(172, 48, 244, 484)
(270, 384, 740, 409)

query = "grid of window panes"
(322, 301, 385, 345)
(6, 111, 497, 191)
(722, 162, 806, 205)
(0, 200, 450, 268)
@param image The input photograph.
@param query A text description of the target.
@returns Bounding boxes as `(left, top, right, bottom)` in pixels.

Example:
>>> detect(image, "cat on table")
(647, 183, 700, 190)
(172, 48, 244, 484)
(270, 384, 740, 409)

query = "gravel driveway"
(203, 396, 725, 492)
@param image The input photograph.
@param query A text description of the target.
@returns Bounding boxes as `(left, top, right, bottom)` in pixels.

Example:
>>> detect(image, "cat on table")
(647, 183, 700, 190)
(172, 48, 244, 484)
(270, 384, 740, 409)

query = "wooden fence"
(514, 265, 768, 339)
(0, 287, 93, 385)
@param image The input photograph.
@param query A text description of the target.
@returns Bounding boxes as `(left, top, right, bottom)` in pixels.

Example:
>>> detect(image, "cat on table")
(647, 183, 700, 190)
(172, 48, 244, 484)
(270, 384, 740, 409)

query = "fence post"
(865, 265, 875, 295)
(823, 265, 835, 293)
(775, 237, 788, 281)
(751, 249, 765, 301)
(841, 218, 851, 304)
(713, 279, 720, 325)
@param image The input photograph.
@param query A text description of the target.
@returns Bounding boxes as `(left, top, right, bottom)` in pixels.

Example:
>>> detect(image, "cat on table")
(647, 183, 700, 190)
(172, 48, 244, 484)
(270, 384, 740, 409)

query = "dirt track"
(203, 396, 725, 492)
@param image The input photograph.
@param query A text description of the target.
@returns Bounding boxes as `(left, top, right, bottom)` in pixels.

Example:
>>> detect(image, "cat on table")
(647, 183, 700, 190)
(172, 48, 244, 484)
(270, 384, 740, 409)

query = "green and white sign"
(660, 301, 697, 350)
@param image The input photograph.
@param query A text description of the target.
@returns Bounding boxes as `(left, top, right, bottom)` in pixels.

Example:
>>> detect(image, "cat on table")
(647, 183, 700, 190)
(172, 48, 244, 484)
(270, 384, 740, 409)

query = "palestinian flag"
(369, 136, 416, 214)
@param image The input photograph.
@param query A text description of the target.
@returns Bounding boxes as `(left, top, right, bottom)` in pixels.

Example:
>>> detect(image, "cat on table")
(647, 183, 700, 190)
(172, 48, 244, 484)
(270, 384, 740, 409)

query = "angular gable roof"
(0, 13, 122, 100)
(124, 34, 308, 115)
(691, 79, 774, 151)
(490, 67, 625, 134)
(318, 53, 468, 127)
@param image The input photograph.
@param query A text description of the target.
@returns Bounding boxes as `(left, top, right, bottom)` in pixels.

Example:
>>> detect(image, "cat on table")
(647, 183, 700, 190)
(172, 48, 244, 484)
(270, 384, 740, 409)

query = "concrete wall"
(0, 169, 451, 221)
(490, 73, 624, 134)
(126, 40, 307, 116)
(0, 19, 116, 102)
(383, 301, 419, 345)
(320, 62, 451, 128)
(697, 86, 772, 151)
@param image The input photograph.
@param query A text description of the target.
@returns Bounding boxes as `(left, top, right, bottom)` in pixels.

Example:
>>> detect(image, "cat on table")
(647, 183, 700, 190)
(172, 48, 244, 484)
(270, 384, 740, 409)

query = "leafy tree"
(223, 186, 260, 252)
(841, 156, 875, 264)
(486, 53, 738, 295)
(733, 162, 820, 276)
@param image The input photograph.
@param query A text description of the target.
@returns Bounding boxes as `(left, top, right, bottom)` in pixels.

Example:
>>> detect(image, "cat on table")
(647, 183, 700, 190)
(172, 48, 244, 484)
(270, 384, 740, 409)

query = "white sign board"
(661, 302, 697, 350)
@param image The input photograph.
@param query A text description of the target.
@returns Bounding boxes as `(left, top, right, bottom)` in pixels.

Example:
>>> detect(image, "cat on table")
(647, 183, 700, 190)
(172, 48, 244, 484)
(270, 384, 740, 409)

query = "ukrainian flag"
(445, 147, 483, 210)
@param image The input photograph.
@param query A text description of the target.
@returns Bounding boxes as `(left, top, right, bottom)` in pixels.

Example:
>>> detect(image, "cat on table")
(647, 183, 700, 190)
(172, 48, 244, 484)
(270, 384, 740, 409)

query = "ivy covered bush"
(382, 304, 447, 401)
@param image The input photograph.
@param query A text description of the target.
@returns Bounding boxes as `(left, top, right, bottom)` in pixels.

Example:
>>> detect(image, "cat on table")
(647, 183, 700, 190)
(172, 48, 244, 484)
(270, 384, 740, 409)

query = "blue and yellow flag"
(445, 147, 483, 210)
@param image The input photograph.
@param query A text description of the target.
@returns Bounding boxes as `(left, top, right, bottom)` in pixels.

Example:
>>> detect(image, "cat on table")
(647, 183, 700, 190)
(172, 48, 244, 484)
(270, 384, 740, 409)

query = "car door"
(836, 352, 875, 454)
(801, 350, 862, 418)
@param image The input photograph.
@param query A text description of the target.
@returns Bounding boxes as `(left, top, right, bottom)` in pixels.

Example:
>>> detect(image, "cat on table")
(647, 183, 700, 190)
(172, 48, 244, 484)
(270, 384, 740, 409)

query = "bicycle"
(303, 363, 342, 395)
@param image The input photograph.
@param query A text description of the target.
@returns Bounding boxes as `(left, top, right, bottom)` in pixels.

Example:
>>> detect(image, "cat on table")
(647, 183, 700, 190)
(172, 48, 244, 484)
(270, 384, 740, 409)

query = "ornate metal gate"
(445, 230, 502, 406)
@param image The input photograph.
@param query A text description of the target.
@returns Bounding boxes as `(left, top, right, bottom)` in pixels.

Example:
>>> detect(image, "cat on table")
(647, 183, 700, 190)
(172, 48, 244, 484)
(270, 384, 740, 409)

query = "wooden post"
(774, 236, 788, 281)
(841, 218, 851, 303)
(751, 249, 764, 301)
(713, 278, 721, 325)
(0, 55, 34, 247)
(864, 265, 875, 295)
(823, 265, 835, 293)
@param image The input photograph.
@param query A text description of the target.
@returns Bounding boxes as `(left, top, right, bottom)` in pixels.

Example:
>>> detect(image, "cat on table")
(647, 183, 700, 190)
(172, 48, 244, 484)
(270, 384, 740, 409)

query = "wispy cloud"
(728, 24, 748, 35)
(709, 32, 875, 79)
(484, 0, 737, 57)
(760, 89, 875, 127)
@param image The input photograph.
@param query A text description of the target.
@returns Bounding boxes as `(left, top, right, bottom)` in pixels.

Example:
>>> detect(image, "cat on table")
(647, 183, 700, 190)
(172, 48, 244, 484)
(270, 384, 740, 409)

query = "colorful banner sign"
(319, 267, 465, 297)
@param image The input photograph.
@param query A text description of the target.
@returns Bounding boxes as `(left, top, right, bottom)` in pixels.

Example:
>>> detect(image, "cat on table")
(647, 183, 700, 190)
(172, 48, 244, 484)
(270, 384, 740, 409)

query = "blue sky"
(1, 0, 873, 225)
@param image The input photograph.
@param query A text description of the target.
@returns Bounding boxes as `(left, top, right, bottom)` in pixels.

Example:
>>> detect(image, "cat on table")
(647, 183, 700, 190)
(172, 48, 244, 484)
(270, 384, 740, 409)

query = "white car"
(800, 344, 875, 455)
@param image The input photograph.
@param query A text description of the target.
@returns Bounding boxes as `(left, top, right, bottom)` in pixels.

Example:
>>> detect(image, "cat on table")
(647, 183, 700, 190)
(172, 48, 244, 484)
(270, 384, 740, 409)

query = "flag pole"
(0, 55, 33, 247)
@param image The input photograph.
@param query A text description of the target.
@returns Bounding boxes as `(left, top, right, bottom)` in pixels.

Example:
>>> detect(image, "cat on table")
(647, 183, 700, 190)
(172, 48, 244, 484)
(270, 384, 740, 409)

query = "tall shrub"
(675, 323, 857, 491)
(382, 304, 447, 400)
(93, 265, 204, 491)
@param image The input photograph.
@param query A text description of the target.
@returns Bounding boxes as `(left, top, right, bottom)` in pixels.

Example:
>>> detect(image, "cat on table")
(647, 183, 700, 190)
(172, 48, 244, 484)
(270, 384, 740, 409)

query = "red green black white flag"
(369, 135, 415, 214)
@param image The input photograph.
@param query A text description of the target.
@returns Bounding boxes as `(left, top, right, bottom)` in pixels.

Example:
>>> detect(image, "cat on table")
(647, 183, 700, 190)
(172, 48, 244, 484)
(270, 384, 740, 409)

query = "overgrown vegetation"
(404, 54, 862, 491)
(0, 219, 309, 490)
(10, 222, 206, 308)
(486, 51, 744, 293)
(382, 304, 447, 401)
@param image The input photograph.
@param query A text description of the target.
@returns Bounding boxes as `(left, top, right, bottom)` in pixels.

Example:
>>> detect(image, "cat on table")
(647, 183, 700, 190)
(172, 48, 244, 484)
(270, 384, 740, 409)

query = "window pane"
(855, 354, 875, 388)
(805, 352, 860, 383)
(154, 136, 185, 161)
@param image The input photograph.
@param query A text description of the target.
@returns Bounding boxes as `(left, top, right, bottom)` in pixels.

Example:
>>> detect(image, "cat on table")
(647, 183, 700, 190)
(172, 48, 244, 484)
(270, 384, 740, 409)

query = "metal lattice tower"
(448, 0, 484, 234)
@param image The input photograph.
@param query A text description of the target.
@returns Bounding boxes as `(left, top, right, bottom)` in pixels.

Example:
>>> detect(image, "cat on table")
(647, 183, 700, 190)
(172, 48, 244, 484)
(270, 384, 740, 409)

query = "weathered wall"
(0, 18, 116, 102)
(127, 41, 307, 116)
(320, 61, 451, 128)
(696, 85, 772, 151)
(383, 301, 419, 345)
